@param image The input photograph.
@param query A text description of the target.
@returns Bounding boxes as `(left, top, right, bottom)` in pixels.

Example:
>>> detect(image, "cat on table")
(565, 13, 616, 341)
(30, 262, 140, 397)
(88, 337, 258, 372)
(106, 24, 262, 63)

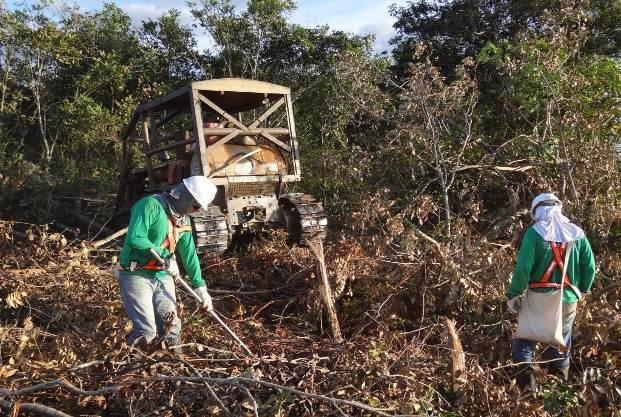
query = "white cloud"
(71, 0, 407, 53)
(123, 3, 167, 22)
(122, 2, 196, 25)
(358, 21, 395, 53)
(116, 2, 219, 52)
(290, 0, 407, 52)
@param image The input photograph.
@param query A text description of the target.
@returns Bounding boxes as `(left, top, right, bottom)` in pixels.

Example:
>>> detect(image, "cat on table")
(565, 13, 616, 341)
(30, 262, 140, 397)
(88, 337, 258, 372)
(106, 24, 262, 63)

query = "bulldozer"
(115, 78, 327, 254)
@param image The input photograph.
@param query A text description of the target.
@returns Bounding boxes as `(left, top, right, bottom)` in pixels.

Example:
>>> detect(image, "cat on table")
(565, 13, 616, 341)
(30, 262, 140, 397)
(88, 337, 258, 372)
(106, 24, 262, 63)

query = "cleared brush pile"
(0, 221, 620, 416)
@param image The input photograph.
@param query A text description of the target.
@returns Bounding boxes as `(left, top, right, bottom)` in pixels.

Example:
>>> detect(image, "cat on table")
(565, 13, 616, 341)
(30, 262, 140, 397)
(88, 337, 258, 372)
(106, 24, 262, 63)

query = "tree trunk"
(1, 47, 13, 113)
(444, 317, 466, 405)
(310, 240, 344, 343)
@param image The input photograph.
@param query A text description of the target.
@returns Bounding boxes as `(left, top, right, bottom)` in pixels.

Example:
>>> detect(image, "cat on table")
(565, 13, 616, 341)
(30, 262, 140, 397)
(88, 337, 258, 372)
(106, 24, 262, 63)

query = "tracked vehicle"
(116, 79, 327, 254)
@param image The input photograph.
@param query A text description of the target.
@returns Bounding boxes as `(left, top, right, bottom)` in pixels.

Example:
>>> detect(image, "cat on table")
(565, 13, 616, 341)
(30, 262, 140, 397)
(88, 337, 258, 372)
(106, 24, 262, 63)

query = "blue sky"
(290, 0, 409, 52)
(18, 0, 409, 53)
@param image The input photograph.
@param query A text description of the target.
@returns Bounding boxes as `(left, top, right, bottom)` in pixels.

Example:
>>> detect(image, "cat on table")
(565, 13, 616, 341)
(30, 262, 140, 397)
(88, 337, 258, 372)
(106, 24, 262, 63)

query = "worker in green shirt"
(508, 193, 596, 391)
(118, 176, 217, 348)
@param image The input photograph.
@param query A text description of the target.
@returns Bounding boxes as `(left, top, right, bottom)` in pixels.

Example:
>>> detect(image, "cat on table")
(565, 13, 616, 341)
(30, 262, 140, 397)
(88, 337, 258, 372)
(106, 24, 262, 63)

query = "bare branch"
(0, 399, 72, 417)
(0, 376, 419, 417)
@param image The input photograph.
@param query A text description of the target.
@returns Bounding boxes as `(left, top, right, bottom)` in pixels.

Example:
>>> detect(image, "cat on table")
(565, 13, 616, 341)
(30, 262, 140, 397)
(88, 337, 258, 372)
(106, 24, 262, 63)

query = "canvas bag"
(513, 241, 574, 347)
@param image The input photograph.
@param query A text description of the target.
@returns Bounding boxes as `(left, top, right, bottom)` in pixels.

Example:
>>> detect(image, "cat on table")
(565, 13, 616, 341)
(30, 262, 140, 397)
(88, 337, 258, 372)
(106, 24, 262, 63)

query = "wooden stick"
(444, 317, 466, 393)
(0, 379, 118, 397)
(176, 357, 234, 417)
(408, 224, 442, 253)
(91, 227, 127, 248)
(0, 399, 72, 417)
(149, 249, 255, 357)
(309, 240, 344, 343)
(0, 377, 415, 417)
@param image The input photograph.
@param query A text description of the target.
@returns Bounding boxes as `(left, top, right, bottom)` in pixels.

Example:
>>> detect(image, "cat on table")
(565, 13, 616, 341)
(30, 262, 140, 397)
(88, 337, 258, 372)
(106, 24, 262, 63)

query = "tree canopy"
(0, 0, 619, 243)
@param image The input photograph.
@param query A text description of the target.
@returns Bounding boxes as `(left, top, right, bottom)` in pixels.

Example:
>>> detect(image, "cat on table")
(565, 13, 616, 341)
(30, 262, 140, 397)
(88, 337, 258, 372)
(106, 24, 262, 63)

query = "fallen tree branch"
(91, 227, 127, 248)
(407, 224, 442, 253)
(238, 385, 260, 417)
(0, 379, 118, 397)
(454, 164, 534, 173)
(309, 240, 344, 343)
(176, 357, 234, 417)
(208, 286, 289, 295)
(149, 376, 414, 417)
(444, 317, 467, 396)
(0, 376, 418, 417)
(0, 399, 72, 417)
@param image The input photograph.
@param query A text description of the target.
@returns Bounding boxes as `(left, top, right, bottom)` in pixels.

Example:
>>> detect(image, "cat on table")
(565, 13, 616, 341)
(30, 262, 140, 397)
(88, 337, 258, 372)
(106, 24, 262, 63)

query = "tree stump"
(309, 240, 343, 343)
(444, 317, 467, 405)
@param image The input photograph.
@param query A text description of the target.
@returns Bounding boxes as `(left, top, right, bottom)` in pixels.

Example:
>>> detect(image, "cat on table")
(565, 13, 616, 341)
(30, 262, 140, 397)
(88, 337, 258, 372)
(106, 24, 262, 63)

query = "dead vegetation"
(1, 218, 620, 417)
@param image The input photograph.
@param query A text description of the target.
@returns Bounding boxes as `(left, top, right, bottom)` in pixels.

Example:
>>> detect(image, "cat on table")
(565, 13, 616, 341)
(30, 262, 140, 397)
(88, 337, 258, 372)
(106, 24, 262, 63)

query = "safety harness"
(123, 218, 192, 272)
(140, 218, 191, 270)
(529, 241, 573, 290)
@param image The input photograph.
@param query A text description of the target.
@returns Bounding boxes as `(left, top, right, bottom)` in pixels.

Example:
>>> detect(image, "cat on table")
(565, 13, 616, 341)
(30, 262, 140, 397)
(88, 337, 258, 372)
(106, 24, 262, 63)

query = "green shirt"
(508, 227, 596, 303)
(119, 196, 205, 288)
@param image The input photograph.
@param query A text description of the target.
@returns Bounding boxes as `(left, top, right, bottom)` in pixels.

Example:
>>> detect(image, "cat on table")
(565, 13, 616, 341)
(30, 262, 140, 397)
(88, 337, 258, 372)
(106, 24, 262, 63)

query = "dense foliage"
(0, 0, 618, 254)
(1, 0, 618, 226)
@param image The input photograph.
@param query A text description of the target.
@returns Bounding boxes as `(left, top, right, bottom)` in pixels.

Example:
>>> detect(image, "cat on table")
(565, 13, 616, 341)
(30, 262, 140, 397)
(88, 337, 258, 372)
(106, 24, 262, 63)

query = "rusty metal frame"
(118, 79, 301, 207)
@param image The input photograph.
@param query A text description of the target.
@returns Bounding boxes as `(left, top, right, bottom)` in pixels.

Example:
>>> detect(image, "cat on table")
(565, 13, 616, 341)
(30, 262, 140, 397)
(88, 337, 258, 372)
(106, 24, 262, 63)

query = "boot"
(166, 336, 185, 355)
(516, 368, 537, 393)
(550, 366, 569, 382)
(132, 336, 149, 351)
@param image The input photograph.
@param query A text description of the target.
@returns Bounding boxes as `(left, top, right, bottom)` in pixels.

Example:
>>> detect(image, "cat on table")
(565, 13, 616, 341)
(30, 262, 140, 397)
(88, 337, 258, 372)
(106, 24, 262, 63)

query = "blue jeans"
(512, 302, 577, 371)
(119, 272, 181, 346)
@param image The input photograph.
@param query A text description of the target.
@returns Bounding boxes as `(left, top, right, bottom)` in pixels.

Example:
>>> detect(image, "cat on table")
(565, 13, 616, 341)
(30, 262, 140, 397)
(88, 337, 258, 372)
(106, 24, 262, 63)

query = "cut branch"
(0, 376, 418, 417)
(444, 318, 467, 393)
(0, 399, 72, 417)
(91, 227, 127, 248)
(309, 240, 344, 343)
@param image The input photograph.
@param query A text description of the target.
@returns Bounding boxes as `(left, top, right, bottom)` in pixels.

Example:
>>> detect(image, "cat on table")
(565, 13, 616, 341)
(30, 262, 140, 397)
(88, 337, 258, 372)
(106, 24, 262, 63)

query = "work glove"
(110, 262, 122, 280)
(195, 285, 213, 312)
(507, 296, 522, 314)
(164, 257, 180, 278)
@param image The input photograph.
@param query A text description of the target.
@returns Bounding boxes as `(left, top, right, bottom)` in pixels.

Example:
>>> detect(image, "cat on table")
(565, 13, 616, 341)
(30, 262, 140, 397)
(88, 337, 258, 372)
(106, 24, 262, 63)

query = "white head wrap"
(532, 205, 585, 242)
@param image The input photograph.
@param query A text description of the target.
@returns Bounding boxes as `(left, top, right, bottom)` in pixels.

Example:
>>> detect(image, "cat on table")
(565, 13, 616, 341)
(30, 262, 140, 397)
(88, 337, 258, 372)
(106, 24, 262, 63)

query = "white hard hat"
(531, 193, 562, 218)
(183, 176, 217, 210)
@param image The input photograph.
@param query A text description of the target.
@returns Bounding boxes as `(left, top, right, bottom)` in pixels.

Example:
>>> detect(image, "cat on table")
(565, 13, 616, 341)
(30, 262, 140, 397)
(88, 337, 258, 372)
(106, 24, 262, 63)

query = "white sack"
(513, 241, 574, 347)
(514, 288, 565, 346)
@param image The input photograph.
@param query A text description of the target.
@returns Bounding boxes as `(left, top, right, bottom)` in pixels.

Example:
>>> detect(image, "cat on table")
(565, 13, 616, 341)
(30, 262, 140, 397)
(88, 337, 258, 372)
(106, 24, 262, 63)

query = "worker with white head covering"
(508, 193, 596, 391)
(117, 176, 217, 349)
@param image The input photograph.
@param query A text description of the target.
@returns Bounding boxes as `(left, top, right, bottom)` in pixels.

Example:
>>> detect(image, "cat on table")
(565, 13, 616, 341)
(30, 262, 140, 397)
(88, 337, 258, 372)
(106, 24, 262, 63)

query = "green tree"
(0, 2, 71, 164)
(139, 10, 207, 94)
(390, 0, 621, 78)
(190, 0, 296, 79)
(475, 2, 621, 242)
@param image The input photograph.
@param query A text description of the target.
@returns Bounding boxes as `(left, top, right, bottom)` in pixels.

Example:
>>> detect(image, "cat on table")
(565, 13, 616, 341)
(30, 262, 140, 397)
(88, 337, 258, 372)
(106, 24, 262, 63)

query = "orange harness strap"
(142, 220, 192, 270)
(529, 242, 573, 289)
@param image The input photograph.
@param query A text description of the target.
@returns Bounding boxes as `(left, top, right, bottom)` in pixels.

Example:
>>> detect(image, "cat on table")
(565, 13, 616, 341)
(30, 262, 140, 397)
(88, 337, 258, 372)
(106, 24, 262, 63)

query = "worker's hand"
(165, 257, 180, 278)
(507, 296, 522, 314)
(195, 286, 213, 312)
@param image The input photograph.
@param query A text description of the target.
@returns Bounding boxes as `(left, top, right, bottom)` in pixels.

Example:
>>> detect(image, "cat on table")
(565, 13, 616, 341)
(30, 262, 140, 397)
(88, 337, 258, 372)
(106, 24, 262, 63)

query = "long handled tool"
(149, 249, 255, 357)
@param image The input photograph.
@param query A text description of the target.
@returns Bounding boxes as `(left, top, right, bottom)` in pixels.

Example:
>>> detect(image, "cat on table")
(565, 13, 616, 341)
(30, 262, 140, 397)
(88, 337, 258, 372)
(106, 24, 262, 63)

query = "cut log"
(309, 240, 343, 343)
(444, 317, 467, 404)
